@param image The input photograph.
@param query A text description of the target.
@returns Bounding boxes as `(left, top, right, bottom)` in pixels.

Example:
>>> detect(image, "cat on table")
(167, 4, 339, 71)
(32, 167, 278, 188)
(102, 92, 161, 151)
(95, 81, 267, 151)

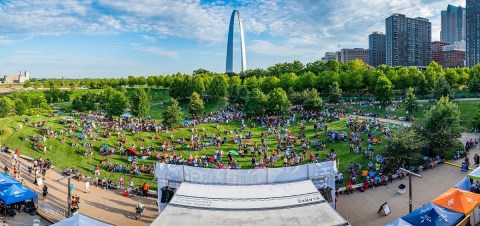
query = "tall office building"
(386, 14, 432, 67)
(337, 48, 369, 64)
(441, 5, 466, 44)
(466, 0, 480, 67)
(369, 32, 386, 67)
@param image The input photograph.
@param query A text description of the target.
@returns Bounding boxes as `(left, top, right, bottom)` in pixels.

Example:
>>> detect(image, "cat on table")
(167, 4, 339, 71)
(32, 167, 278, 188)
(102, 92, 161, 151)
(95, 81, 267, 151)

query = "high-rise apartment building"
(441, 5, 466, 44)
(386, 14, 432, 67)
(338, 48, 369, 64)
(369, 32, 386, 67)
(466, 0, 480, 67)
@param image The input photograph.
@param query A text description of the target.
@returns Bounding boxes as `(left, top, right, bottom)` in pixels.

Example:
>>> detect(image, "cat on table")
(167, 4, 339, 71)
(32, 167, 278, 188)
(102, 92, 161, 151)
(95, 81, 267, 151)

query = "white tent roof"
(151, 180, 349, 226)
(51, 214, 112, 226)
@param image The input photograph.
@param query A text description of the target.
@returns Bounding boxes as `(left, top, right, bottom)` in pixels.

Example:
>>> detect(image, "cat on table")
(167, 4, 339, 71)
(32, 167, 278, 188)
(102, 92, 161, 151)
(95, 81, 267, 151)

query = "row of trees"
(71, 88, 151, 117)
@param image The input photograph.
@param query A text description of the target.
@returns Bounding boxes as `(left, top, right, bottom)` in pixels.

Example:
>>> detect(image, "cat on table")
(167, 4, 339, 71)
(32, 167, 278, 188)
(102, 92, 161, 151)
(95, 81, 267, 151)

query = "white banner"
(184, 167, 226, 184)
(267, 165, 309, 183)
(166, 164, 184, 182)
(225, 169, 267, 185)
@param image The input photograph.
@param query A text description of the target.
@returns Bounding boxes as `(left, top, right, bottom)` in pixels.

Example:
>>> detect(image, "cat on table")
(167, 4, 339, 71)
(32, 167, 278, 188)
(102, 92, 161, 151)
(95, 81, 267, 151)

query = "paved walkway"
(0, 153, 159, 226)
(336, 116, 478, 225)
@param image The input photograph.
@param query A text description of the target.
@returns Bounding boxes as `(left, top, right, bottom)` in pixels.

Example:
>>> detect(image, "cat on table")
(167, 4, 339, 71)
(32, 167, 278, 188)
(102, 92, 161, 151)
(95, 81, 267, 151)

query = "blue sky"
(0, 0, 465, 78)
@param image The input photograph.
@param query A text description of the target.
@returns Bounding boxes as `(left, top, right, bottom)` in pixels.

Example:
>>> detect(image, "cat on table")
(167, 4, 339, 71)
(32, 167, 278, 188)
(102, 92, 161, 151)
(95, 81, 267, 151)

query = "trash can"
(398, 184, 406, 194)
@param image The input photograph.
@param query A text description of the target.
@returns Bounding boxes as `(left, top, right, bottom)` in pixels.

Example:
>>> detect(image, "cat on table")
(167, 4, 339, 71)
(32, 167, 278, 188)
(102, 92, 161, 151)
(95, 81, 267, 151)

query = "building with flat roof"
(432, 41, 450, 63)
(369, 32, 386, 67)
(441, 5, 466, 44)
(338, 48, 369, 64)
(386, 14, 432, 66)
(321, 52, 338, 63)
(466, 0, 480, 67)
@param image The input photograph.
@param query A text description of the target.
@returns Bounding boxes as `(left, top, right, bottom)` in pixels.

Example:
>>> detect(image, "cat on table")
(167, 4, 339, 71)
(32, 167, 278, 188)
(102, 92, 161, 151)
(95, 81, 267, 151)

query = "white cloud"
(135, 46, 178, 58)
(0, 0, 468, 59)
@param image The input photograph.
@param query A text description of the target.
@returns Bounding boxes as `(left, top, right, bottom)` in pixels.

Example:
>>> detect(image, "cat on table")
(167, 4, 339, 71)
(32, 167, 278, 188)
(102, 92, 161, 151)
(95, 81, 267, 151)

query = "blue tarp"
(454, 177, 471, 191)
(0, 184, 37, 205)
(183, 120, 190, 125)
(0, 173, 19, 189)
(384, 218, 413, 226)
(120, 112, 132, 118)
(402, 203, 464, 226)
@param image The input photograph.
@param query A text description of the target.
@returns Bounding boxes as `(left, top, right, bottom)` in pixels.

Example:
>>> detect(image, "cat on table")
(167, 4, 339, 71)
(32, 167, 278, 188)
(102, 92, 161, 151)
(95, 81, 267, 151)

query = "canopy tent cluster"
(0, 173, 37, 205)
(386, 185, 480, 226)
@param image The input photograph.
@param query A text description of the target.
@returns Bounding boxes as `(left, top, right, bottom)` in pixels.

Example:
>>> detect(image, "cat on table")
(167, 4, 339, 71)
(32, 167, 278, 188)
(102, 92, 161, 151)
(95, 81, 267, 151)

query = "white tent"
(151, 180, 349, 226)
(51, 214, 112, 226)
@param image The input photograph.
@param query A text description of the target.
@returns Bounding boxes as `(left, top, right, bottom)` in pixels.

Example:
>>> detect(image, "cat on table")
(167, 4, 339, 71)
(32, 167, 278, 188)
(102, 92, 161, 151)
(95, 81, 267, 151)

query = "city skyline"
(0, 0, 466, 78)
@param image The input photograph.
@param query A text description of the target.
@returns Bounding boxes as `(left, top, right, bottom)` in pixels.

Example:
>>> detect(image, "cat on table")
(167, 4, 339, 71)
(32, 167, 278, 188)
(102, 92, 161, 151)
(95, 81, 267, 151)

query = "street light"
(399, 167, 422, 213)
(57, 176, 72, 217)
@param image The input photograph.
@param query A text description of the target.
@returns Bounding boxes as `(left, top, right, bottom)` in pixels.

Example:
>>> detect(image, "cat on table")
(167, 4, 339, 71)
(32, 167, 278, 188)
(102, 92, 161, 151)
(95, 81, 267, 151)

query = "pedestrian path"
(0, 152, 159, 226)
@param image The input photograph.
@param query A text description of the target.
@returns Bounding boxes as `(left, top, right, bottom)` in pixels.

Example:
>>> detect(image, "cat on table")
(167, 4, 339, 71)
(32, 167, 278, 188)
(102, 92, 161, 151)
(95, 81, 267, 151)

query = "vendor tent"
(0, 173, 19, 189)
(51, 213, 112, 226)
(454, 177, 471, 191)
(0, 184, 37, 205)
(401, 202, 464, 226)
(432, 188, 480, 214)
(469, 166, 480, 180)
(384, 218, 413, 226)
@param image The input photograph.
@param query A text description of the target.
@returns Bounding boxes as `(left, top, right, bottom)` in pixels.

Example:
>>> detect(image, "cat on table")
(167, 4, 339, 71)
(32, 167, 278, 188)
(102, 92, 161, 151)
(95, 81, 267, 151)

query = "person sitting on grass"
(345, 180, 353, 194)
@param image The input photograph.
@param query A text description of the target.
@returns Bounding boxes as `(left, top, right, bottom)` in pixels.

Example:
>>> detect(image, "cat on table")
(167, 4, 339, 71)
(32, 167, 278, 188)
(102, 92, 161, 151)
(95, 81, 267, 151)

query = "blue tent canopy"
(0, 184, 37, 205)
(402, 203, 464, 226)
(0, 173, 19, 189)
(183, 120, 191, 125)
(454, 177, 471, 191)
(384, 218, 413, 226)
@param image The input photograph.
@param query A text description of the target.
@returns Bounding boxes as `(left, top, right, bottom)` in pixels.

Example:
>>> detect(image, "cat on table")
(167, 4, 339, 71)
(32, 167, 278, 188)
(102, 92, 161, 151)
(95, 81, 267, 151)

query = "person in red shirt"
(142, 182, 149, 197)
(309, 153, 315, 162)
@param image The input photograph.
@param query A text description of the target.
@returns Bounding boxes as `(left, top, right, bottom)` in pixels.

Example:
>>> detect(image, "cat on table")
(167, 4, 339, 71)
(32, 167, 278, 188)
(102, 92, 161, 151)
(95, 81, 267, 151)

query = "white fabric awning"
(151, 180, 349, 226)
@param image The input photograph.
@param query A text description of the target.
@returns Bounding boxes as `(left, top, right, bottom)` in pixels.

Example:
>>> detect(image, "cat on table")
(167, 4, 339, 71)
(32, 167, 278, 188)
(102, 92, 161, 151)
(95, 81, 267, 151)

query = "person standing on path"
(43, 146, 47, 155)
(85, 179, 90, 193)
(42, 185, 48, 200)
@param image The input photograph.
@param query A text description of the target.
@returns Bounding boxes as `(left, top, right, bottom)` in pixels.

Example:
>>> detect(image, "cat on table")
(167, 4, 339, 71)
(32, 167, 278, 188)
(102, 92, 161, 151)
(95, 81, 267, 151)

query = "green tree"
(302, 89, 323, 111)
(433, 76, 452, 99)
(191, 76, 205, 94)
(245, 88, 267, 117)
(162, 98, 184, 129)
(0, 98, 10, 118)
(279, 73, 298, 91)
(14, 99, 26, 115)
(416, 74, 429, 96)
(468, 74, 480, 92)
(267, 88, 291, 114)
(188, 92, 205, 115)
(381, 127, 425, 167)
(33, 81, 41, 90)
(404, 87, 417, 114)
(23, 80, 31, 88)
(424, 61, 444, 90)
(375, 76, 394, 104)
(328, 82, 342, 103)
(107, 91, 129, 116)
(209, 75, 228, 100)
(414, 97, 462, 156)
(130, 88, 151, 117)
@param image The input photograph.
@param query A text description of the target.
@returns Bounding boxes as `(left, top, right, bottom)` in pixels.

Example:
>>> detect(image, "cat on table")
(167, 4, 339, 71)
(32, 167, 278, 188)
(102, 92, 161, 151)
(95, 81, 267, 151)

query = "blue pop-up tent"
(0, 184, 37, 204)
(402, 203, 464, 226)
(0, 173, 19, 189)
(384, 218, 413, 226)
(454, 177, 471, 191)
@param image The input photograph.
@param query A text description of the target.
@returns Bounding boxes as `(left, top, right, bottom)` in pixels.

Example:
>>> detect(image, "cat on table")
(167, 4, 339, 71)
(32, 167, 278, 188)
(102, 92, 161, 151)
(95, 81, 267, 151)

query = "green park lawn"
(7, 90, 480, 191)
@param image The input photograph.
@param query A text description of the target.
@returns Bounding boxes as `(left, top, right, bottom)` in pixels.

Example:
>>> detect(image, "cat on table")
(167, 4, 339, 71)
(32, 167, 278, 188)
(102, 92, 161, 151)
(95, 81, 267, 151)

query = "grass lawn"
(0, 112, 390, 190)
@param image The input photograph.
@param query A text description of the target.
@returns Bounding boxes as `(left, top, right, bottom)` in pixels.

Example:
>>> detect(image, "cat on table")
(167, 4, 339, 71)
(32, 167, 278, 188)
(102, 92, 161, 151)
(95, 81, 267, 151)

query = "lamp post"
(57, 176, 72, 217)
(399, 168, 422, 213)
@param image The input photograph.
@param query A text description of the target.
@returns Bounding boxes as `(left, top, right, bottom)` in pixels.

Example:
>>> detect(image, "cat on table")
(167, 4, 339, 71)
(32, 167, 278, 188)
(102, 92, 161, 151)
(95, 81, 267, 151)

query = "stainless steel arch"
(226, 10, 247, 73)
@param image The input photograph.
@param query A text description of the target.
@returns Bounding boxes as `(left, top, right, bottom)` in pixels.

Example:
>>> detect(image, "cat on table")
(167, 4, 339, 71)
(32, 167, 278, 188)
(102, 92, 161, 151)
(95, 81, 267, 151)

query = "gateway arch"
(226, 10, 247, 73)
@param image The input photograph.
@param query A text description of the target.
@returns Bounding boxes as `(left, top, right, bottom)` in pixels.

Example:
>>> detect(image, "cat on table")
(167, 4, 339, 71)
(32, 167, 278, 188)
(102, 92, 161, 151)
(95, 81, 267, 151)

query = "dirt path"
(0, 153, 158, 226)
